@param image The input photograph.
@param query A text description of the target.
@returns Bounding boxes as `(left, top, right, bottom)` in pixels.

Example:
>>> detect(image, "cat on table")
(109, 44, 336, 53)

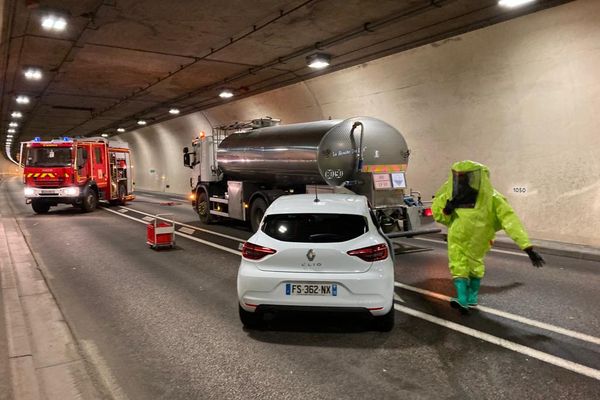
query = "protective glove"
(524, 247, 545, 268)
(443, 199, 455, 215)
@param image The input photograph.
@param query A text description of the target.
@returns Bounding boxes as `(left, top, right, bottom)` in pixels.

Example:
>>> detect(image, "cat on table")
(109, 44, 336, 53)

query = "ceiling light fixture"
(23, 67, 43, 80)
(169, 108, 180, 115)
(306, 52, 331, 69)
(16, 95, 30, 104)
(117, 128, 125, 133)
(498, 0, 536, 7)
(7, 134, 14, 138)
(219, 89, 234, 99)
(11, 111, 22, 118)
(101, 133, 109, 138)
(41, 14, 68, 31)
(9, 122, 18, 127)
(137, 120, 147, 126)
(7, 129, 16, 133)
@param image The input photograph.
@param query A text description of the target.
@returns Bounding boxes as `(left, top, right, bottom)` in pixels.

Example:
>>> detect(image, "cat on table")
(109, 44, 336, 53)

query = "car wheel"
(239, 304, 262, 329)
(373, 308, 395, 332)
(250, 197, 267, 232)
(31, 200, 50, 214)
(196, 191, 213, 224)
(81, 189, 98, 212)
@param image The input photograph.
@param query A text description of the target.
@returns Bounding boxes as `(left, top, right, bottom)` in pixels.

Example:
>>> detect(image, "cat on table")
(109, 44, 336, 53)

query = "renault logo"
(306, 249, 316, 261)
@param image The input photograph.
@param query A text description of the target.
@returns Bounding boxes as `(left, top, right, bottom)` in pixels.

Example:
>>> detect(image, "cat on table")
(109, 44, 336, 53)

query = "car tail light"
(423, 207, 433, 217)
(347, 243, 388, 262)
(242, 242, 277, 260)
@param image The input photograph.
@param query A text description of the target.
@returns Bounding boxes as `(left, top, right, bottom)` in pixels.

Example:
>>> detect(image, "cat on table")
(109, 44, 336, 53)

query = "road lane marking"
(118, 208, 128, 213)
(178, 227, 195, 235)
(142, 216, 154, 222)
(413, 237, 529, 257)
(102, 207, 242, 256)
(395, 282, 600, 346)
(118, 205, 247, 242)
(393, 303, 600, 381)
(104, 205, 600, 379)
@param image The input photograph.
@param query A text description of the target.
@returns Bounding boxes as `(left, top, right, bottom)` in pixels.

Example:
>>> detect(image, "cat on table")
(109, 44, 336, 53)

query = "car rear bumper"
(237, 261, 394, 316)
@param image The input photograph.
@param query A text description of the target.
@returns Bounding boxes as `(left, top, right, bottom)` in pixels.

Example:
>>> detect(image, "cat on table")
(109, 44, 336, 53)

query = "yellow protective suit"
(432, 160, 532, 279)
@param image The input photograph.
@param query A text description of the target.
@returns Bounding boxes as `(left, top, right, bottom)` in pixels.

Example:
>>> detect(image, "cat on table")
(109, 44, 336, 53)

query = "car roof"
(265, 194, 369, 216)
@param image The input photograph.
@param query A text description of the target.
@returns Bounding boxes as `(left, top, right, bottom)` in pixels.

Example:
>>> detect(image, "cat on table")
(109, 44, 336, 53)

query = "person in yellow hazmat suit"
(432, 160, 545, 314)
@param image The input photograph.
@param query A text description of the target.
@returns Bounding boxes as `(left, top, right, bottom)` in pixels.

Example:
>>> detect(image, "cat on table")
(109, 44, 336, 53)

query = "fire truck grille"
(34, 180, 63, 188)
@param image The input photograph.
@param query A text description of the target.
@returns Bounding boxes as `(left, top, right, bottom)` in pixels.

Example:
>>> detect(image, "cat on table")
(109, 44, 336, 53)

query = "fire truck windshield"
(25, 147, 72, 167)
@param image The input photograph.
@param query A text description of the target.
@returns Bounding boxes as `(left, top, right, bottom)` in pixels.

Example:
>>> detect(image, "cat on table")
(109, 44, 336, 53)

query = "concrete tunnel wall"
(115, 0, 600, 247)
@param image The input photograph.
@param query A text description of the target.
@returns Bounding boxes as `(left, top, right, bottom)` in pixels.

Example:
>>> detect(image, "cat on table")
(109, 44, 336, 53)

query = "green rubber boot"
(468, 278, 481, 307)
(450, 278, 470, 314)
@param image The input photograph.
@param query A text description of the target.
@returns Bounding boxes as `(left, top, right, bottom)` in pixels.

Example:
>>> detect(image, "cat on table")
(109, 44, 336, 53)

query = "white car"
(237, 193, 395, 331)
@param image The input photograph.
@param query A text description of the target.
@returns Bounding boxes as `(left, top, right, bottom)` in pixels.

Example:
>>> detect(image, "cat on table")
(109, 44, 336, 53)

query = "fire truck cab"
(20, 137, 134, 214)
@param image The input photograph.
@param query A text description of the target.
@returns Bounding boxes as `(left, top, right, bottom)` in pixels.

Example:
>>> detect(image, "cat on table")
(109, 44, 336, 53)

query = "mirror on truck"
(183, 153, 191, 168)
(76, 148, 87, 170)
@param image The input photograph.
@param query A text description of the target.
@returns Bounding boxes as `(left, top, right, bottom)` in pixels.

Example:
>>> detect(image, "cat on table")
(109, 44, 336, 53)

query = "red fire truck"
(20, 137, 134, 214)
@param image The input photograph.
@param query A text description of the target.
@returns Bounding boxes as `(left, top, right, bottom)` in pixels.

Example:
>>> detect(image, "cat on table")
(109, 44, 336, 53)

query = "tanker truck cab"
(21, 137, 134, 214)
(183, 117, 437, 237)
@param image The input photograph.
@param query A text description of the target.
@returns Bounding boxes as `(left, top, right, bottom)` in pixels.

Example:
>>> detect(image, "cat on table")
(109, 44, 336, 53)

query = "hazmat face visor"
(451, 170, 481, 208)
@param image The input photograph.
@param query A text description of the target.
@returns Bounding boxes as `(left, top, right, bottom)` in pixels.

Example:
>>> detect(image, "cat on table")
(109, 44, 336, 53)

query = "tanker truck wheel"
(250, 198, 267, 232)
(196, 191, 213, 224)
(31, 200, 50, 214)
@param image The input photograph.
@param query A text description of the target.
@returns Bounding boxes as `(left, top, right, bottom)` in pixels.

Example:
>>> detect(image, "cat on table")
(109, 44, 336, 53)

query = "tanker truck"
(183, 117, 433, 233)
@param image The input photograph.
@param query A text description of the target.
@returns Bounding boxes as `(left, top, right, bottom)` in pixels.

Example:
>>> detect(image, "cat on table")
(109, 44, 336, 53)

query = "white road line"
(103, 207, 242, 256)
(413, 237, 528, 257)
(394, 303, 600, 381)
(169, 198, 185, 202)
(142, 216, 154, 222)
(103, 205, 600, 380)
(395, 282, 600, 346)
(118, 205, 246, 242)
(118, 208, 128, 213)
(178, 227, 195, 235)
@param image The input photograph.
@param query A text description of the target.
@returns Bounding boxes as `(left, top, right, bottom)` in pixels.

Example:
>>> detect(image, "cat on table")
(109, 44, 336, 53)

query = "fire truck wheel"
(82, 189, 98, 212)
(117, 183, 127, 205)
(250, 198, 267, 233)
(31, 200, 50, 214)
(196, 191, 213, 224)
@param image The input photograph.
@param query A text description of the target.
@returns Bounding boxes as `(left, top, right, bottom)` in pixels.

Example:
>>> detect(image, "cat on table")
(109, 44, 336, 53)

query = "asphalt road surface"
(2, 179, 599, 399)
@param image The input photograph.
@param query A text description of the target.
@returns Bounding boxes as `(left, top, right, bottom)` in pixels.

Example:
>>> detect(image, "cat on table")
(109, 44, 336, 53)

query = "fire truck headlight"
(64, 187, 79, 196)
(24, 187, 35, 196)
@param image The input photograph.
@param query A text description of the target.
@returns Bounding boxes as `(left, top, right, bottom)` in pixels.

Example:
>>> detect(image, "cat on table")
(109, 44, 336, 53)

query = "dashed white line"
(413, 237, 528, 257)
(118, 208, 128, 213)
(102, 207, 242, 256)
(103, 205, 600, 381)
(394, 282, 600, 346)
(394, 303, 600, 381)
(142, 216, 154, 222)
(178, 227, 195, 235)
(118, 205, 246, 242)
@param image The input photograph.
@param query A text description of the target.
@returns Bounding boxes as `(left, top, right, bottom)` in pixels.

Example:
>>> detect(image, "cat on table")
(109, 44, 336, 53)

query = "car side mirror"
(183, 153, 191, 168)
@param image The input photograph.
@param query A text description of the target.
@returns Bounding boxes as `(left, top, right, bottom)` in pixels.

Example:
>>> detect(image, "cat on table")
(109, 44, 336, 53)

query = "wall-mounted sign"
(391, 172, 406, 189)
(373, 173, 392, 189)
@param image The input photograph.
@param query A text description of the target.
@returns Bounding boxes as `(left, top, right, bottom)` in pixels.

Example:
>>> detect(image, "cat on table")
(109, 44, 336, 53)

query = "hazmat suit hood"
(432, 160, 531, 279)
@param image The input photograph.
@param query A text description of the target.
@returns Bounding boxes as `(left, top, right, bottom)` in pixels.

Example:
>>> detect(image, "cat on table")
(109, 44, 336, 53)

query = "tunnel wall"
(116, 0, 600, 247)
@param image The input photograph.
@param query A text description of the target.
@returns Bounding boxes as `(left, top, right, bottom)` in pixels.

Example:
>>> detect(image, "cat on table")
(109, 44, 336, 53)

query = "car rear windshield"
(262, 213, 368, 243)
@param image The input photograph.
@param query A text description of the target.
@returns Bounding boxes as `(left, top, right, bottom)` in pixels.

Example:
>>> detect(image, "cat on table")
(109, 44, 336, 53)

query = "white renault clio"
(237, 194, 395, 331)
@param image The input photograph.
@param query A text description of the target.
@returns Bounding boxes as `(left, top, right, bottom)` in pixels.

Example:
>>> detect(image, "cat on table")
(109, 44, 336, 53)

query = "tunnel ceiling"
(1, 0, 570, 148)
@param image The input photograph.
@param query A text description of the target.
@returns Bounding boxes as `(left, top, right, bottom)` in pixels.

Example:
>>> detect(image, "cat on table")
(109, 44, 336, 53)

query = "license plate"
(41, 191, 57, 195)
(285, 283, 337, 296)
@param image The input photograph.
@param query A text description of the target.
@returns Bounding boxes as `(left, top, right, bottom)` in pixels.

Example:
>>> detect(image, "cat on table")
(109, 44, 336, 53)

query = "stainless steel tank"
(217, 116, 409, 186)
